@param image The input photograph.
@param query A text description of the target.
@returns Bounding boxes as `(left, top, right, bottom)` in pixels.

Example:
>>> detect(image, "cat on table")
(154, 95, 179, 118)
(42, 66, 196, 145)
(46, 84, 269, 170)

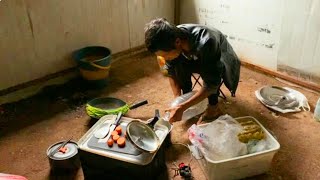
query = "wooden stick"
(241, 61, 320, 92)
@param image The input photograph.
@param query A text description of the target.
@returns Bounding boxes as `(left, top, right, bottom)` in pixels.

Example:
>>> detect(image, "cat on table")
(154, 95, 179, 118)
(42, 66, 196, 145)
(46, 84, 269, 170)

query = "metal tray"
(87, 122, 142, 155)
(78, 115, 170, 165)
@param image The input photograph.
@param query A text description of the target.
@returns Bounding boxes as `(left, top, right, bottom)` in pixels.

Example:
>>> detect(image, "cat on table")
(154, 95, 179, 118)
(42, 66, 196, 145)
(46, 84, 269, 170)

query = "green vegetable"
(86, 103, 129, 119)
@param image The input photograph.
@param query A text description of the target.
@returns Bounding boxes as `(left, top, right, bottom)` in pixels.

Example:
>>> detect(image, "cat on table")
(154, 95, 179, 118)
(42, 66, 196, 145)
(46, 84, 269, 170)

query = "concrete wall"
(277, 0, 320, 80)
(0, 0, 174, 91)
(180, 0, 320, 82)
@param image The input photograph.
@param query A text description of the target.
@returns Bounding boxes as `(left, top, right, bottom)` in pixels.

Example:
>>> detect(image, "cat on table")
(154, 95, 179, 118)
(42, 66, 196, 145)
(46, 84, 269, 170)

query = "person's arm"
(167, 86, 213, 123)
(168, 76, 181, 98)
(179, 87, 211, 110)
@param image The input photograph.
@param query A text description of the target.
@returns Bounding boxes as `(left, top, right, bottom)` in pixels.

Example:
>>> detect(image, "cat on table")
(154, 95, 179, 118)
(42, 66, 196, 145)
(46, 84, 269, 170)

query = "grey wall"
(0, 0, 174, 90)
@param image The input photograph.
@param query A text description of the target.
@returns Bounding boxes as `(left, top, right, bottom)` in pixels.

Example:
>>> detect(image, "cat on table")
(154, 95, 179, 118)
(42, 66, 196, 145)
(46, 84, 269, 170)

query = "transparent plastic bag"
(188, 115, 248, 161)
(255, 87, 310, 113)
(314, 97, 320, 121)
(188, 124, 209, 152)
(170, 91, 208, 121)
(247, 139, 269, 154)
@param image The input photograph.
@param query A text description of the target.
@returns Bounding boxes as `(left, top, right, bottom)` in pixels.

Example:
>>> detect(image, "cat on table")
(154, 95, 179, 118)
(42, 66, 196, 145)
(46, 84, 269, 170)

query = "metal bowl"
(126, 120, 160, 153)
(258, 86, 299, 109)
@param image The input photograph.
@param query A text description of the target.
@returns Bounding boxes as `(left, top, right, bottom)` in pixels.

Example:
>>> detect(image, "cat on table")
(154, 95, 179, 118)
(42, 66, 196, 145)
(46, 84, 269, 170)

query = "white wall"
(0, 0, 174, 91)
(278, 0, 320, 77)
(180, 0, 320, 80)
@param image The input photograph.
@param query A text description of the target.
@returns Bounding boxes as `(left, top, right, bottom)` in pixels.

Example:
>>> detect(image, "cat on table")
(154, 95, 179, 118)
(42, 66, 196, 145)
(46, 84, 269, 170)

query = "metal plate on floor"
(258, 86, 299, 109)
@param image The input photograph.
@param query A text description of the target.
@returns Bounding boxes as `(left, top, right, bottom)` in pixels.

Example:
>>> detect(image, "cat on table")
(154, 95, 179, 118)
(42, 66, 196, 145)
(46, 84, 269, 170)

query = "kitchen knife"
(104, 112, 123, 140)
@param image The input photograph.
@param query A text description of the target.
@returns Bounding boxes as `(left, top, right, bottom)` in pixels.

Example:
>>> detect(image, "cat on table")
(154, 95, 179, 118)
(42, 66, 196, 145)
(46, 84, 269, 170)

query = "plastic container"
(314, 97, 320, 122)
(0, 173, 27, 180)
(194, 116, 280, 180)
(157, 56, 168, 76)
(73, 46, 112, 87)
(170, 91, 208, 121)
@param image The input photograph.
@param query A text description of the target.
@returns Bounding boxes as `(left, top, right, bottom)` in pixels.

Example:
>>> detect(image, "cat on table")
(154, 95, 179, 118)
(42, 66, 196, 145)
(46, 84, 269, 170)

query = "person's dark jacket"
(164, 24, 241, 96)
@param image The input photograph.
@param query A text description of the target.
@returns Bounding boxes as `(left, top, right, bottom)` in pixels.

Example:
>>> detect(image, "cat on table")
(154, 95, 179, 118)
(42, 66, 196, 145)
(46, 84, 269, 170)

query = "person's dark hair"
(144, 18, 183, 53)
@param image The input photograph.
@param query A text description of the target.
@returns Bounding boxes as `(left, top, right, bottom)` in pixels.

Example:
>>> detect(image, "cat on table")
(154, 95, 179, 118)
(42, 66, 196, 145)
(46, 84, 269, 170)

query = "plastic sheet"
(255, 86, 310, 113)
(247, 139, 269, 154)
(170, 91, 208, 121)
(188, 115, 248, 160)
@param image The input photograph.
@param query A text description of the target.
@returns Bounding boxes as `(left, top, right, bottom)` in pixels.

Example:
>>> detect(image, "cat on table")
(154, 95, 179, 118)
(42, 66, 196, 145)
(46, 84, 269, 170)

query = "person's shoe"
(197, 104, 223, 124)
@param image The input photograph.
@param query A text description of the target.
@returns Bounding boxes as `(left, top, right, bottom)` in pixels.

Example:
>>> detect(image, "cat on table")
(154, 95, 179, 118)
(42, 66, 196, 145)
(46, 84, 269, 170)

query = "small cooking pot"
(46, 140, 80, 172)
(126, 110, 162, 153)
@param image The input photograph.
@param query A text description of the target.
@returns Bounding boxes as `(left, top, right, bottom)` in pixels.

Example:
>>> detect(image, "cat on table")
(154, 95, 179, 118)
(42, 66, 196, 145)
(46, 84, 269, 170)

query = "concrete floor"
(0, 52, 320, 180)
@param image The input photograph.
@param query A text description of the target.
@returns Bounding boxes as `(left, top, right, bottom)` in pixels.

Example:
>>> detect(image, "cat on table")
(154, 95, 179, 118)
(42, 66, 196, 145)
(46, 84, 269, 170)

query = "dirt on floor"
(0, 52, 320, 180)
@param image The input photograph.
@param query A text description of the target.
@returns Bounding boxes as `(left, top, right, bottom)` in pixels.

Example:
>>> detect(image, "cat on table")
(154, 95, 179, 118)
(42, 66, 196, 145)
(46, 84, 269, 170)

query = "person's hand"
(165, 105, 185, 124)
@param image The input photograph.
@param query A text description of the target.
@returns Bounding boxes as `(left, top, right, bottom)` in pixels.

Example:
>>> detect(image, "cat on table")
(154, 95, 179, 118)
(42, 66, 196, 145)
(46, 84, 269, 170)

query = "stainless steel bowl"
(258, 86, 299, 109)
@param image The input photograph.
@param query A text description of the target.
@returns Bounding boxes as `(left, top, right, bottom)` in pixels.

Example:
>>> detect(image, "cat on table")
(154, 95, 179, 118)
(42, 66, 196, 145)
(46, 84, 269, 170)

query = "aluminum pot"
(46, 140, 81, 172)
(126, 110, 165, 153)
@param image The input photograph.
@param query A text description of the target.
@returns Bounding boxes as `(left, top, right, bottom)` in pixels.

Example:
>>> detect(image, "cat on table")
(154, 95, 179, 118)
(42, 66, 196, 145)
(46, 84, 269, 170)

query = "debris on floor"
(271, 112, 279, 118)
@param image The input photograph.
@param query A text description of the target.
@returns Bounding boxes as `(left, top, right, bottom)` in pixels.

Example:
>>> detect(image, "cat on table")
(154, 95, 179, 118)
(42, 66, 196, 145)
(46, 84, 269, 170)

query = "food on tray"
(111, 131, 118, 137)
(117, 137, 126, 147)
(116, 126, 122, 135)
(107, 139, 114, 147)
(112, 134, 120, 142)
(237, 118, 265, 143)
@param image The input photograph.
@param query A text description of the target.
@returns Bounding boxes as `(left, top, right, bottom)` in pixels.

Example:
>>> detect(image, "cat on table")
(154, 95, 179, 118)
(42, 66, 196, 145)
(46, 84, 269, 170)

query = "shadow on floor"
(0, 52, 157, 137)
(48, 169, 80, 180)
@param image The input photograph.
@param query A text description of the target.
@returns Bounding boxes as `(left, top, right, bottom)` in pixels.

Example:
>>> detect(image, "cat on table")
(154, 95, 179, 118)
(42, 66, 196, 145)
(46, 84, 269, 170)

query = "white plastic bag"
(247, 139, 269, 154)
(255, 87, 310, 113)
(188, 115, 248, 161)
(188, 124, 208, 152)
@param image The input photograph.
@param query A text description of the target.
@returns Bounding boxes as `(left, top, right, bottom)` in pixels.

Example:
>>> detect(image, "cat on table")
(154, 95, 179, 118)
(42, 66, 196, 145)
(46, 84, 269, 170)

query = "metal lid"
(258, 86, 299, 109)
(126, 121, 159, 153)
(47, 141, 78, 160)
